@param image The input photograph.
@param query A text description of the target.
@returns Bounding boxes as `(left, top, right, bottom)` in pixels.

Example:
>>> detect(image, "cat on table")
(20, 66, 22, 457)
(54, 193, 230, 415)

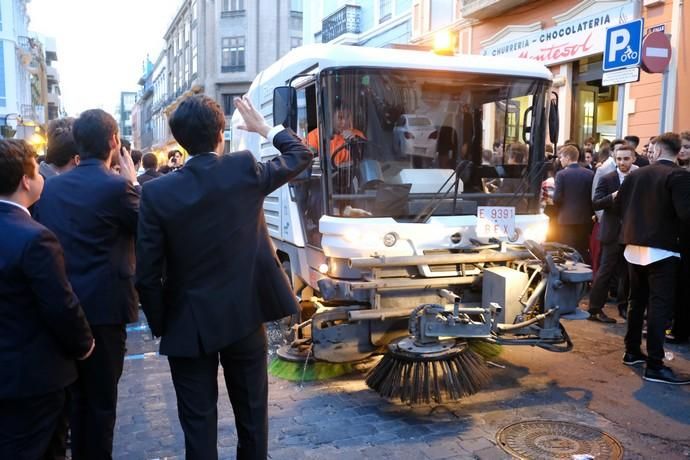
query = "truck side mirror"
(549, 91, 559, 146)
(273, 86, 297, 131)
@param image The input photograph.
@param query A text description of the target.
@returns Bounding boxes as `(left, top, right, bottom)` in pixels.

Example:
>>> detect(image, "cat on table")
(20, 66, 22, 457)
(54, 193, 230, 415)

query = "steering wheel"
(330, 136, 368, 172)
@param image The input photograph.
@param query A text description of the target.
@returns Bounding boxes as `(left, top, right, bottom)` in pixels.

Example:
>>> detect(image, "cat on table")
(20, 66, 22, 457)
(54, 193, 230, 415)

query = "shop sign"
(480, 2, 637, 66)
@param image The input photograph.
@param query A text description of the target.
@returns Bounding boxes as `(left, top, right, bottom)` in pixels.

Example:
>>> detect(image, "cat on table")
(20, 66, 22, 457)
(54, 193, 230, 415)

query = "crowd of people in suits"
(0, 94, 312, 460)
(545, 131, 690, 385)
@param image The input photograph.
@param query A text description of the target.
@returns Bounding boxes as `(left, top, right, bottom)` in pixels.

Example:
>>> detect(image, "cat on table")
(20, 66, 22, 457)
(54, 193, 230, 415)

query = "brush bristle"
(268, 357, 354, 382)
(365, 348, 490, 404)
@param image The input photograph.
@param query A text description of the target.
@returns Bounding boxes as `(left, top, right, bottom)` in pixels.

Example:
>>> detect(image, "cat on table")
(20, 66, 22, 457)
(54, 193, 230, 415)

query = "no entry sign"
(641, 31, 672, 73)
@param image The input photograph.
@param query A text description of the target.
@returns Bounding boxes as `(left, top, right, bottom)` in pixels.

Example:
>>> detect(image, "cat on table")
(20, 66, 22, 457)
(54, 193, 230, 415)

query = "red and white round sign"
(641, 31, 672, 74)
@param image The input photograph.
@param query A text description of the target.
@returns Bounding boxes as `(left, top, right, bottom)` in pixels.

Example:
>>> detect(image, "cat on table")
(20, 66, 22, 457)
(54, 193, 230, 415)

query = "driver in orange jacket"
(306, 106, 366, 166)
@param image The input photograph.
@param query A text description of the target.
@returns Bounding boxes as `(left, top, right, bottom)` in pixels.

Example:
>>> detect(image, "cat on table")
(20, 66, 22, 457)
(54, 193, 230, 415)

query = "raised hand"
(234, 95, 271, 138)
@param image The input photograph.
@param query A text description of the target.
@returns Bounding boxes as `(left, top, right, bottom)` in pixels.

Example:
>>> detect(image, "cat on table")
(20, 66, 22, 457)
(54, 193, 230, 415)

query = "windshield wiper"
(413, 160, 472, 223)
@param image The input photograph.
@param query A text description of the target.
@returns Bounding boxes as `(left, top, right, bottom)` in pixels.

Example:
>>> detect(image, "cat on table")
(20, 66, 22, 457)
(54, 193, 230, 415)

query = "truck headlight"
(522, 221, 549, 243)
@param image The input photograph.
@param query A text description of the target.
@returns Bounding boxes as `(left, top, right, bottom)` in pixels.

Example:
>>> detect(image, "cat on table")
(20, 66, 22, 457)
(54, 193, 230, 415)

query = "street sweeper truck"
(231, 44, 591, 403)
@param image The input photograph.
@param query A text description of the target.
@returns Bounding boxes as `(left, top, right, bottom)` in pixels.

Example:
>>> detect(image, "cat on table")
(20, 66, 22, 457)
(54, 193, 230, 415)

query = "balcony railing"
(461, 0, 534, 20)
(322, 4, 361, 43)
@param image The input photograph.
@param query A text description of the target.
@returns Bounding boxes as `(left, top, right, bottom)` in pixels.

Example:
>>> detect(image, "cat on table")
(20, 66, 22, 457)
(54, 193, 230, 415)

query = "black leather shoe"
(643, 366, 690, 385)
(588, 311, 617, 323)
(665, 334, 689, 344)
(622, 351, 646, 366)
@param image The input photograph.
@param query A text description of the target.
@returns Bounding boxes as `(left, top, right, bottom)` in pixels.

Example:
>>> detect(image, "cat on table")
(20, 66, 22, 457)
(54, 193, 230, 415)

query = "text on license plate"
(476, 206, 515, 238)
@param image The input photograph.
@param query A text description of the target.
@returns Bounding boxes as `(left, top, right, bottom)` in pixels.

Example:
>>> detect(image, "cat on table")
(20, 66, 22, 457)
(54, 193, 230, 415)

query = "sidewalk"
(113, 306, 690, 459)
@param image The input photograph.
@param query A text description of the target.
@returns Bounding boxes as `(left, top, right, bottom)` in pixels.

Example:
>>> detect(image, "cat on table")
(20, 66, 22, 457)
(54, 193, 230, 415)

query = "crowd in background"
(542, 130, 690, 384)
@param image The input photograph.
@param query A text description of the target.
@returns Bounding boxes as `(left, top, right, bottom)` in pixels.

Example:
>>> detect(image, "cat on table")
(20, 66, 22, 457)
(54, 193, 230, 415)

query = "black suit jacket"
(35, 159, 140, 325)
(138, 168, 161, 186)
(592, 170, 622, 244)
(136, 129, 312, 357)
(553, 164, 594, 225)
(0, 203, 92, 399)
(617, 159, 690, 252)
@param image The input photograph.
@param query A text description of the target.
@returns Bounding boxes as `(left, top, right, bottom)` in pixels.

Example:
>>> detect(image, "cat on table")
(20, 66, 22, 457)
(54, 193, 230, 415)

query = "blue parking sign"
(603, 19, 643, 71)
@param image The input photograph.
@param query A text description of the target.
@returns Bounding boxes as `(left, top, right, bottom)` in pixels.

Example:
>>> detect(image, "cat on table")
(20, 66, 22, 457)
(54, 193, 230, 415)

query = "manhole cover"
(496, 420, 623, 460)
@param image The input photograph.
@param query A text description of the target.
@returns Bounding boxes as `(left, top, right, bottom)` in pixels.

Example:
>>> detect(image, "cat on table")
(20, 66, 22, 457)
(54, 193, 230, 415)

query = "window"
(222, 0, 244, 12)
(290, 0, 303, 12)
(222, 93, 242, 115)
(191, 25, 198, 75)
(221, 37, 245, 72)
(379, 0, 392, 23)
(290, 36, 302, 50)
(191, 0, 197, 21)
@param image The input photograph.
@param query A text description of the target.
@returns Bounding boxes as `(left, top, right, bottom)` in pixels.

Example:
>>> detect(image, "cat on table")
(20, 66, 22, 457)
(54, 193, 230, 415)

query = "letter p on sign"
(608, 29, 630, 62)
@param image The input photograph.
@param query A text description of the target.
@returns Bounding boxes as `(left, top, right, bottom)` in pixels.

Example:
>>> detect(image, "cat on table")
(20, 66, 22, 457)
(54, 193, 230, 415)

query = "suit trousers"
(559, 223, 592, 265)
(0, 389, 66, 460)
(588, 242, 628, 313)
(69, 324, 126, 460)
(671, 247, 690, 340)
(625, 257, 679, 369)
(168, 325, 268, 460)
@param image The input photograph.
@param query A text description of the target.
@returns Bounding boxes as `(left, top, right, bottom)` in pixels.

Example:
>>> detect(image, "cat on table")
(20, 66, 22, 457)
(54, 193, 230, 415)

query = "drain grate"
(496, 420, 624, 460)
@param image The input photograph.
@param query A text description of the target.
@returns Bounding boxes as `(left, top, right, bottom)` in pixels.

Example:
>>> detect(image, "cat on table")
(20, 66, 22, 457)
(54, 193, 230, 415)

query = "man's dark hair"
(610, 138, 626, 151)
(131, 149, 143, 167)
(72, 109, 119, 160)
(121, 138, 131, 152)
(584, 136, 596, 145)
(46, 117, 78, 167)
(168, 149, 182, 160)
(168, 95, 225, 155)
(507, 143, 527, 163)
(624, 135, 640, 148)
(655, 132, 681, 156)
(0, 139, 37, 195)
(142, 152, 158, 170)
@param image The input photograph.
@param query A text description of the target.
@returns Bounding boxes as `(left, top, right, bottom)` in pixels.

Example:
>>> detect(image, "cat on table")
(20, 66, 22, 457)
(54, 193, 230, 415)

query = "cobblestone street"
(113, 307, 690, 459)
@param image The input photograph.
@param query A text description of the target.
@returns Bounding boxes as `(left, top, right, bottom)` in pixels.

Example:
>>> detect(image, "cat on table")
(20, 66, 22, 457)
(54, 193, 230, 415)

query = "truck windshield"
(318, 68, 550, 220)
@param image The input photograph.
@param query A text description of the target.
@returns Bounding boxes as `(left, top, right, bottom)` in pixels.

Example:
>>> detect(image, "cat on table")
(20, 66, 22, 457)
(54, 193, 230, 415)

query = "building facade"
(154, 0, 303, 154)
(411, 0, 689, 145)
(118, 91, 137, 143)
(0, 0, 34, 136)
(303, 0, 413, 47)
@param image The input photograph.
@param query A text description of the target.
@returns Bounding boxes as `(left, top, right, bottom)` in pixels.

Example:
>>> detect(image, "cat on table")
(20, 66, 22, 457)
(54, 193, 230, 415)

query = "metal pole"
(659, 70, 669, 132)
(616, 83, 625, 138)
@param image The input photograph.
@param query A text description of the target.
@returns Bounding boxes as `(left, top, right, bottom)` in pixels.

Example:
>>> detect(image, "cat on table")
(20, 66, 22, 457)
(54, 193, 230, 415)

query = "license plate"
(476, 206, 516, 238)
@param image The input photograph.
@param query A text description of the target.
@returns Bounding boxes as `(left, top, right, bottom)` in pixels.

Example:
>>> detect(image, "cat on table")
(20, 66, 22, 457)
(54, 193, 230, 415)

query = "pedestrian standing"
(0, 139, 94, 459)
(35, 109, 140, 459)
(136, 94, 312, 460)
(617, 132, 690, 384)
(554, 144, 594, 264)
(588, 146, 637, 323)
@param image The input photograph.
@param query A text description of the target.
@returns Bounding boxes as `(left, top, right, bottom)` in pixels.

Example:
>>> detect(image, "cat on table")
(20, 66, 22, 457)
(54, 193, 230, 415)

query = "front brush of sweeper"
(365, 302, 494, 404)
(365, 337, 489, 404)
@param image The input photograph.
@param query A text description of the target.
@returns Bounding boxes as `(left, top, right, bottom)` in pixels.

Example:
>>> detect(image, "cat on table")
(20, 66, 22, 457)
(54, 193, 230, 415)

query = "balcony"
(46, 66, 59, 84)
(321, 4, 361, 43)
(460, 0, 535, 20)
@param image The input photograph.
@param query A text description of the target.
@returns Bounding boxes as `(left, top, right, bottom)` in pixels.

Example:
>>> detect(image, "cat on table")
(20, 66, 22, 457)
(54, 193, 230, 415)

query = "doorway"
(571, 55, 619, 147)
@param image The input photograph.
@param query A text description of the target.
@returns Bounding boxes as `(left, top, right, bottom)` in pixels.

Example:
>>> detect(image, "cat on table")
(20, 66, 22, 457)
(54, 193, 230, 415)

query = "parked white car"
(392, 114, 438, 158)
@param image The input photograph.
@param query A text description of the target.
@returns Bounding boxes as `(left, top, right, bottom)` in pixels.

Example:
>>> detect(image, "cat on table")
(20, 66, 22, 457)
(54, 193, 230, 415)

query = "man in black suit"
(35, 109, 140, 458)
(617, 132, 690, 384)
(554, 144, 594, 264)
(137, 152, 161, 185)
(625, 135, 650, 167)
(0, 139, 94, 459)
(136, 95, 312, 460)
(588, 146, 637, 323)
